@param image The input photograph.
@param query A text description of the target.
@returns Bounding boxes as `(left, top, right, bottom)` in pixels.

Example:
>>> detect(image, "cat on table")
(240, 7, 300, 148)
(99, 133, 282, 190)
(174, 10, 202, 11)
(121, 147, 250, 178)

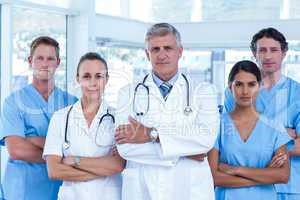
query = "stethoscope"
(133, 73, 193, 116)
(62, 105, 115, 150)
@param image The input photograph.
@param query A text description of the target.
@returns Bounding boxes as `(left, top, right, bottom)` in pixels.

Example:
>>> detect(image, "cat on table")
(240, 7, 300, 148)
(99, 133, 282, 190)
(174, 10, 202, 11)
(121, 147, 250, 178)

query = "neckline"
(226, 113, 260, 144)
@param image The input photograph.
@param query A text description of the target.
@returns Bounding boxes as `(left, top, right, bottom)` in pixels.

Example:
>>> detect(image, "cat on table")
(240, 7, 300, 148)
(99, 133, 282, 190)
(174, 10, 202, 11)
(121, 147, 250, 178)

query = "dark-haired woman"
(208, 60, 292, 199)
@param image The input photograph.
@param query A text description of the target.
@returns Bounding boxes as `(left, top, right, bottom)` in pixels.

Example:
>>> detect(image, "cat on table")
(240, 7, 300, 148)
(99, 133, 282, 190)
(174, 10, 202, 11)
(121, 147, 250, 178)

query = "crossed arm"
(45, 150, 125, 182)
(207, 146, 290, 188)
(5, 136, 46, 163)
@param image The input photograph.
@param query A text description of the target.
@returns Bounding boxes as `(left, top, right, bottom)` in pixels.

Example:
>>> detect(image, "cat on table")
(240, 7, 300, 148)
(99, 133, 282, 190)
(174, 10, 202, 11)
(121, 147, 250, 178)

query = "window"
(12, 7, 67, 91)
(95, 0, 121, 16)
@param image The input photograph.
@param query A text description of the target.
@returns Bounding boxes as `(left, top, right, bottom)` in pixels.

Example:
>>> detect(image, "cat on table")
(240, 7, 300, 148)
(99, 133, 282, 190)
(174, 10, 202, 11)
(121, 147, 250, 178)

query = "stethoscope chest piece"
(184, 106, 193, 116)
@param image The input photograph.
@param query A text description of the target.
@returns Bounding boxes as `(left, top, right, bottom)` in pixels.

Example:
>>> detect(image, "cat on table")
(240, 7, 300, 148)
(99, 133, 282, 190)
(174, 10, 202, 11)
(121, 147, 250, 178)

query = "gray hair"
(145, 23, 182, 48)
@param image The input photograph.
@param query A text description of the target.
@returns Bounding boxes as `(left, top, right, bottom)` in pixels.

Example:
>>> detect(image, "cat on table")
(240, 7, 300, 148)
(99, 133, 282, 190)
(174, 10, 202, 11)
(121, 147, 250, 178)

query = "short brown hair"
(30, 36, 60, 59)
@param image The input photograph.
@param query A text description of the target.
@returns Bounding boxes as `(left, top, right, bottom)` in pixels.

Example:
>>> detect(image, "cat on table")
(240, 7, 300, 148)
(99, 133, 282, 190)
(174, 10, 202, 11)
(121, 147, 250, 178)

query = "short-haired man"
(115, 23, 219, 200)
(0, 36, 77, 200)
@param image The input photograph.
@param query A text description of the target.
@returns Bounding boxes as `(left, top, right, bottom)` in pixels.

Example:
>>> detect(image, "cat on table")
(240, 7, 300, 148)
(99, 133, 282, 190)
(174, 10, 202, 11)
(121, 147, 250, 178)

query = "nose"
(157, 49, 167, 60)
(264, 50, 272, 59)
(88, 77, 98, 87)
(242, 85, 249, 95)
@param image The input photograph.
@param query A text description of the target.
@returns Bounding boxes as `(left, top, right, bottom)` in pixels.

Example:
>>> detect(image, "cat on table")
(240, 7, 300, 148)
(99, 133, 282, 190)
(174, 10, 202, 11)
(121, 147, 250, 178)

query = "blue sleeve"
(273, 122, 293, 151)
(213, 118, 223, 151)
(224, 87, 235, 113)
(0, 97, 26, 145)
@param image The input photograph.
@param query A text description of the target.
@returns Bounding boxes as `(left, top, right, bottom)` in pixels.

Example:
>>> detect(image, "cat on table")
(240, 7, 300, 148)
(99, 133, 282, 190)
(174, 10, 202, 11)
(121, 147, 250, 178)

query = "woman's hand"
(62, 156, 76, 166)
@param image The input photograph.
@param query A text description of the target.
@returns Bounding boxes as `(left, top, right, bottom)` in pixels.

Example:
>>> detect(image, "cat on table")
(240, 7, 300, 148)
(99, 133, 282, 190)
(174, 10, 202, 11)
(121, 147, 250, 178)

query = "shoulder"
(52, 104, 74, 120)
(55, 87, 78, 101)
(259, 115, 286, 134)
(4, 85, 31, 102)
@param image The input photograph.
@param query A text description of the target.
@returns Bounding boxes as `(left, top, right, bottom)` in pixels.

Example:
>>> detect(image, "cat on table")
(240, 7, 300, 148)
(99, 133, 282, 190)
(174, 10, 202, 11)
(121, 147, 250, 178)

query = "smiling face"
(76, 59, 108, 101)
(253, 37, 286, 74)
(28, 44, 60, 81)
(230, 70, 260, 108)
(145, 33, 183, 81)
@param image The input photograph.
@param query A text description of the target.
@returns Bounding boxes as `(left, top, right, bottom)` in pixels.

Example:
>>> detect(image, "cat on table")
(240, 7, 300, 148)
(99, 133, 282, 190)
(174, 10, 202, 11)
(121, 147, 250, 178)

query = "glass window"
(283, 41, 300, 82)
(202, 0, 281, 21)
(289, 0, 300, 19)
(20, 0, 72, 8)
(12, 7, 67, 91)
(180, 50, 212, 83)
(95, 0, 121, 16)
(96, 46, 149, 107)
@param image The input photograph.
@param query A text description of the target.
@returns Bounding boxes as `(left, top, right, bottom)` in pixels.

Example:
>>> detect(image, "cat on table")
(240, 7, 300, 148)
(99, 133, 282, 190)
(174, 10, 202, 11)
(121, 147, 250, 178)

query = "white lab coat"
(116, 73, 219, 200)
(43, 100, 121, 200)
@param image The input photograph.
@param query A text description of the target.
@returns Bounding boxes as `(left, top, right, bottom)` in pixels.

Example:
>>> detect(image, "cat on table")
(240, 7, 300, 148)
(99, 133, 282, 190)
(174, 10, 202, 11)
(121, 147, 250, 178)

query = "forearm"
(6, 138, 44, 163)
(75, 155, 125, 176)
(213, 171, 259, 188)
(235, 166, 288, 184)
(48, 162, 99, 182)
(26, 136, 45, 149)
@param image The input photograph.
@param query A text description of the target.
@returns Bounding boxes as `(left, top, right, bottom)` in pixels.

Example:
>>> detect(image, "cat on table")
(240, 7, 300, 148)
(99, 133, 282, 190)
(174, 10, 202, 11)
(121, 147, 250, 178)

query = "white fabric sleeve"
(115, 85, 178, 166)
(43, 110, 65, 159)
(157, 83, 219, 158)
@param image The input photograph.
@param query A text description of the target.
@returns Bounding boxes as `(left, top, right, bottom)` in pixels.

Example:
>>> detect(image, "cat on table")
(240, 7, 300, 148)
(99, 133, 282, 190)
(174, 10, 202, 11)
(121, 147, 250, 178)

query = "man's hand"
(115, 117, 151, 144)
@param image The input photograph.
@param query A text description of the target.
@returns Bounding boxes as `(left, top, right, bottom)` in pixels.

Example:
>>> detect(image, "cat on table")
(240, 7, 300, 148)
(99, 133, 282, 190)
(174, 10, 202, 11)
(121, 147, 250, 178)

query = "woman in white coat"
(43, 52, 124, 200)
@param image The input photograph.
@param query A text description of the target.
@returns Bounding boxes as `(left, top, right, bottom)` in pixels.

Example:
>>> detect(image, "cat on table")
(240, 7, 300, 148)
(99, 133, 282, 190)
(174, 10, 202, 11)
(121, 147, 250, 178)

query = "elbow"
(278, 172, 290, 184)
(106, 160, 125, 176)
(47, 166, 62, 180)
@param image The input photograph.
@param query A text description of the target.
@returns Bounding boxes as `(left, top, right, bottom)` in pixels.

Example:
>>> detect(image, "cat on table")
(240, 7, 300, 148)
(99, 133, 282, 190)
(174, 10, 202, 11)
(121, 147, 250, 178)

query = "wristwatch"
(74, 156, 81, 166)
(149, 128, 159, 143)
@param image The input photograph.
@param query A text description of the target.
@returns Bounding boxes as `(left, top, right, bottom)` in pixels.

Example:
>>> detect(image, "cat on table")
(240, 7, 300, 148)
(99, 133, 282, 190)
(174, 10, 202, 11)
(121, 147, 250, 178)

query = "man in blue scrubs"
(0, 36, 77, 200)
(224, 28, 300, 199)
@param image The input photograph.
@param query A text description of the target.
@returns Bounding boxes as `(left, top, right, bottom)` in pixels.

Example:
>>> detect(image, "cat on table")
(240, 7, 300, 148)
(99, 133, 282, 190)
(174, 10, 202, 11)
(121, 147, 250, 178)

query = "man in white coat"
(115, 23, 219, 200)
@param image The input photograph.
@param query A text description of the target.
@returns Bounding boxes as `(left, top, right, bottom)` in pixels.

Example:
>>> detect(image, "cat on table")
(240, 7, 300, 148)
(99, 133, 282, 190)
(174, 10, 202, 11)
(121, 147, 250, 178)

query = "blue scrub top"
(0, 84, 77, 200)
(214, 113, 292, 200)
(224, 76, 300, 194)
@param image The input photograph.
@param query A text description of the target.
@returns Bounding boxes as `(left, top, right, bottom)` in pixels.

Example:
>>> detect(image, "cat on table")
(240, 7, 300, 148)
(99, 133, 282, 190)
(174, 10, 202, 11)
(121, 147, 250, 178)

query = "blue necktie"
(159, 82, 172, 100)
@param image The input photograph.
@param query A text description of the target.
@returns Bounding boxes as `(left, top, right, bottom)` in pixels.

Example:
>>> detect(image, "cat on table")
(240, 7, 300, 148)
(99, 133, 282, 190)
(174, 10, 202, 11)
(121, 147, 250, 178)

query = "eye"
(234, 82, 242, 87)
(164, 46, 172, 51)
(249, 82, 257, 87)
(151, 47, 160, 53)
(96, 74, 105, 79)
(82, 74, 90, 79)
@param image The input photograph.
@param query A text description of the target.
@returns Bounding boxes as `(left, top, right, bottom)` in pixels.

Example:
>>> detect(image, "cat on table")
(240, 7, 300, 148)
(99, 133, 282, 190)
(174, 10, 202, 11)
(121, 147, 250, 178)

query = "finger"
(115, 135, 129, 142)
(128, 116, 138, 125)
(116, 138, 130, 144)
(116, 125, 130, 132)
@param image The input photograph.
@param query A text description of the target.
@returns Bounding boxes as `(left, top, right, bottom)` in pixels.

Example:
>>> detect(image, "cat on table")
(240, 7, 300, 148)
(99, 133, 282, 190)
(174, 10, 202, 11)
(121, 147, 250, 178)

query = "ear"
(229, 83, 233, 92)
(252, 50, 257, 61)
(28, 56, 33, 67)
(282, 50, 287, 60)
(76, 75, 79, 83)
(178, 47, 183, 58)
(56, 58, 61, 67)
(145, 49, 150, 61)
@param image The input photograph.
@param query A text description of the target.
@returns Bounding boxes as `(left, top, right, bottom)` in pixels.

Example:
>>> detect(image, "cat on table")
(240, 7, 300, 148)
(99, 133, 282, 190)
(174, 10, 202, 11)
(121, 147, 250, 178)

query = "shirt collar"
(151, 71, 179, 87)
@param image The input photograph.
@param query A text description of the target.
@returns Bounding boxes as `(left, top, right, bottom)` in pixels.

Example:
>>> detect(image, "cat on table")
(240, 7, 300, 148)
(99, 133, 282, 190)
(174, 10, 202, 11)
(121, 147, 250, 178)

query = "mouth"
(240, 97, 251, 101)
